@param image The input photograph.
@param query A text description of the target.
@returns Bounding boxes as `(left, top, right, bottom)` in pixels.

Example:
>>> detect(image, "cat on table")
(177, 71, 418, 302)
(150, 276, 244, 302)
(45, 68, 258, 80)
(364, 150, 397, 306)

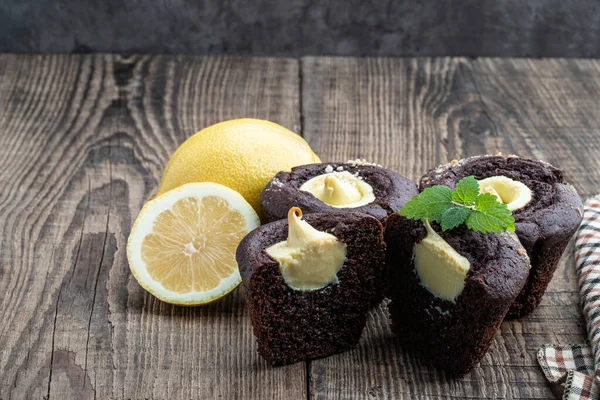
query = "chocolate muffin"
(420, 155, 583, 318)
(385, 214, 530, 376)
(260, 161, 418, 224)
(237, 208, 386, 366)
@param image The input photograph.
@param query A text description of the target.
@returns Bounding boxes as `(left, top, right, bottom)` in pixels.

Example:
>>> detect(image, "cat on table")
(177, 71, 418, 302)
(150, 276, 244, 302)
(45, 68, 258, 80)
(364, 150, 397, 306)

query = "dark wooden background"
(2, 0, 600, 57)
(1, 54, 599, 399)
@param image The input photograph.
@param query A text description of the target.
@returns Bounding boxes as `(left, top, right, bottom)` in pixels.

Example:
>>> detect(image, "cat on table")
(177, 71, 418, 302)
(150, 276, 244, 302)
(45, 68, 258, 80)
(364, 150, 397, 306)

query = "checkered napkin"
(537, 196, 600, 400)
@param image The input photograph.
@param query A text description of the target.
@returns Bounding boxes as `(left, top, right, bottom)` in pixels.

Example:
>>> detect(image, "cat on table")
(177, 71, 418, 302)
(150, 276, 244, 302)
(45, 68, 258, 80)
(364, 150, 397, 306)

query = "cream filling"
(266, 207, 347, 291)
(414, 221, 470, 302)
(478, 176, 532, 211)
(299, 171, 375, 208)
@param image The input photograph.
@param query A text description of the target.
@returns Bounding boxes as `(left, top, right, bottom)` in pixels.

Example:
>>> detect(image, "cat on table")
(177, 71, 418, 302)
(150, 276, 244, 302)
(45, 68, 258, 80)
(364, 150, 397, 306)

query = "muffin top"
(260, 162, 418, 223)
(419, 155, 583, 250)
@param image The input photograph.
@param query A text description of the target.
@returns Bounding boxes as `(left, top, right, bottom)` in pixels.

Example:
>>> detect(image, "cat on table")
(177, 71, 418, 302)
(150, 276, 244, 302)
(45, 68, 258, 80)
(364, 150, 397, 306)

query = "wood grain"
(0, 54, 305, 399)
(466, 58, 600, 198)
(2, 54, 599, 399)
(301, 56, 592, 399)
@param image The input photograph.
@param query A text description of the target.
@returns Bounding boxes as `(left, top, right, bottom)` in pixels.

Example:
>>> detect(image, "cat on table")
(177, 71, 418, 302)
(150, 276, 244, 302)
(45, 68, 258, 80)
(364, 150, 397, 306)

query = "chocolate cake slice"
(237, 208, 385, 366)
(385, 214, 530, 376)
(260, 161, 418, 224)
(420, 155, 583, 318)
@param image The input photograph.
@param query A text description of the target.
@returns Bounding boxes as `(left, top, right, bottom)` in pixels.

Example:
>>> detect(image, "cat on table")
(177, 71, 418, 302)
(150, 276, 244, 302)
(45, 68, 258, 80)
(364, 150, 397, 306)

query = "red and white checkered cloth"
(538, 196, 600, 400)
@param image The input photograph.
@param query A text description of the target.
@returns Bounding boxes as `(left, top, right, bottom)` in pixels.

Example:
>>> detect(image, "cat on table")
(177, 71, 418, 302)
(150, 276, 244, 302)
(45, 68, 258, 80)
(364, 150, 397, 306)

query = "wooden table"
(1, 54, 599, 399)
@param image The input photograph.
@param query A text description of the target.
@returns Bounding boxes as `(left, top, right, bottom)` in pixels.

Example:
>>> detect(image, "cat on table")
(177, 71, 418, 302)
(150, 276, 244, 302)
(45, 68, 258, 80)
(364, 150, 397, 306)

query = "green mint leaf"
(465, 193, 515, 233)
(399, 176, 515, 234)
(400, 186, 453, 223)
(440, 207, 472, 231)
(451, 176, 480, 206)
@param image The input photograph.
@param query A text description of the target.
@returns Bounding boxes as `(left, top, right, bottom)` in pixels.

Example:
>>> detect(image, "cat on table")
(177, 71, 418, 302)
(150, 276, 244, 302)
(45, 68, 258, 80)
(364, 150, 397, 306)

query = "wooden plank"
(0, 54, 306, 399)
(0, 54, 118, 400)
(466, 58, 600, 198)
(301, 56, 592, 399)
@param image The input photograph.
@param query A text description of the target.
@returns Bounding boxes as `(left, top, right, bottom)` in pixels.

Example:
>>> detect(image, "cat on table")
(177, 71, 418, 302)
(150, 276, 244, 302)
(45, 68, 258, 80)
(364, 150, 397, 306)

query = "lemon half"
(127, 182, 260, 305)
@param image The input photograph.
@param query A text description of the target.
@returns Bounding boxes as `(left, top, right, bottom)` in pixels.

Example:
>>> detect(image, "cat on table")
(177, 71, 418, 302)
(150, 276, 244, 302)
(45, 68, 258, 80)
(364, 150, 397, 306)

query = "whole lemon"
(157, 119, 320, 217)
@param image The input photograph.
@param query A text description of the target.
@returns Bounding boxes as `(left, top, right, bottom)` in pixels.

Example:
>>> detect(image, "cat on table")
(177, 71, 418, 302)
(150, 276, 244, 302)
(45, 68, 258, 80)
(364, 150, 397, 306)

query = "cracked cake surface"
(260, 162, 418, 224)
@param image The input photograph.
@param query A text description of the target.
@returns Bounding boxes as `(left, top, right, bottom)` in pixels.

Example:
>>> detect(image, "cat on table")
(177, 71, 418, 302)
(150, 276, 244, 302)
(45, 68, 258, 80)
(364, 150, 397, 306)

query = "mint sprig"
(399, 185, 452, 224)
(400, 176, 515, 233)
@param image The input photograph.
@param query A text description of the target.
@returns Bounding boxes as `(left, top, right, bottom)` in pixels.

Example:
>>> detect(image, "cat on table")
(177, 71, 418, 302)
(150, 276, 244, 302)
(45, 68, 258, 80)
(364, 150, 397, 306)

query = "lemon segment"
(127, 182, 260, 305)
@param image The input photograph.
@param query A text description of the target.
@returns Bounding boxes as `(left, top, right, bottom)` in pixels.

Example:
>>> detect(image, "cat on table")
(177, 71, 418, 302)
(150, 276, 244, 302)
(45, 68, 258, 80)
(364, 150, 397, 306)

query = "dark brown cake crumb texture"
(385, 214, 530, 376)
(237, 213, 386, 366)
(420, 155, 583, 318)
